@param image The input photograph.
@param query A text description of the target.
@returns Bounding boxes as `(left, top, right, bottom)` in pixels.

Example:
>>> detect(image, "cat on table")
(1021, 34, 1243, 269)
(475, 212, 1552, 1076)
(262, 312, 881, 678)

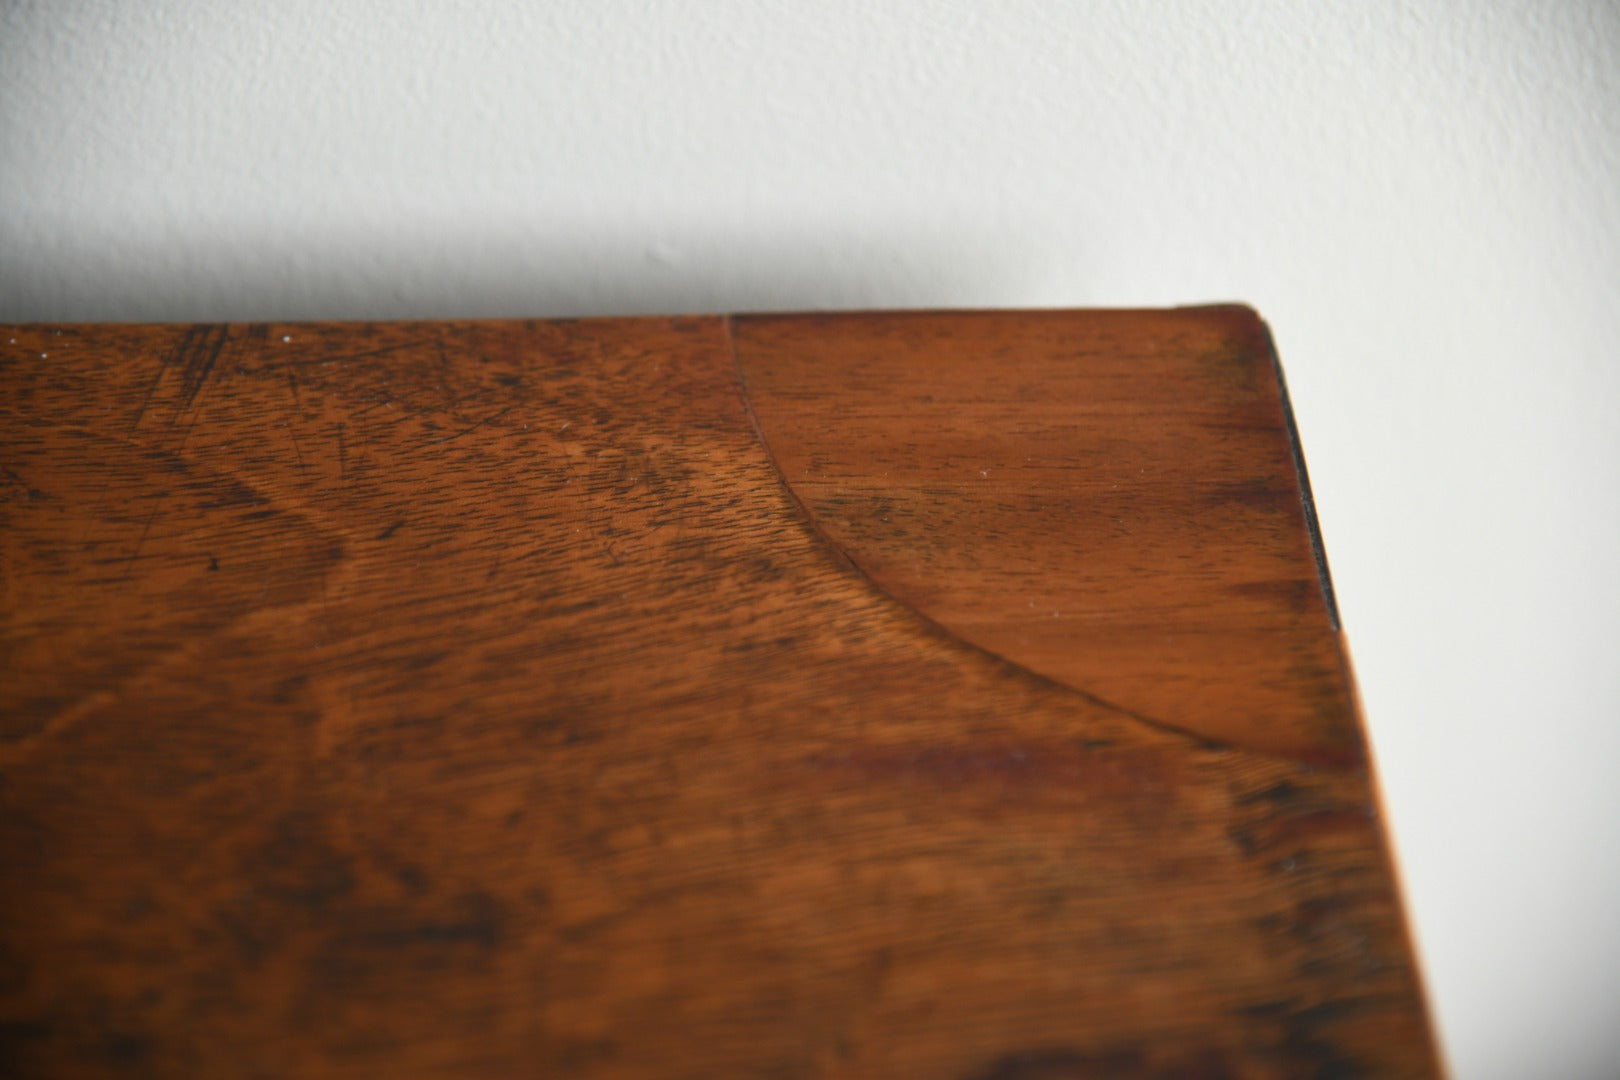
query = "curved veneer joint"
(725, 315, 1239, 763)
(728, 308, 1364, 768)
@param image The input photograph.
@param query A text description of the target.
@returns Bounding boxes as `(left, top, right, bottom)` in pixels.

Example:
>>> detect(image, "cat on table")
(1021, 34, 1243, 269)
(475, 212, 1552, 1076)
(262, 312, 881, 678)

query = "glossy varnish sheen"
(0, 312, 1438, 1077)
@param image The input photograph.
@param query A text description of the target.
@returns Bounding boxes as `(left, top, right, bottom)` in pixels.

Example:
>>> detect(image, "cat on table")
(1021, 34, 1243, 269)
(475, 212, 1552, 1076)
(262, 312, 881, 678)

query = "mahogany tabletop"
(0, 310, 1439, 1078)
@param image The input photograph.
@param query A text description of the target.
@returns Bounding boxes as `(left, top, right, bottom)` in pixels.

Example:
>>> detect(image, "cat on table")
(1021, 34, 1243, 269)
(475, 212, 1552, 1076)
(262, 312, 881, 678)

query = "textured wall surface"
(3, 2, 1618, 1075)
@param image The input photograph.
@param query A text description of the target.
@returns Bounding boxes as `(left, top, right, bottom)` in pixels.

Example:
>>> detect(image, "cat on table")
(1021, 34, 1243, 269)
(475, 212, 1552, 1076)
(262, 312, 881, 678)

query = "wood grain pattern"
(734, 309, 1353, 764)
(0, 314, 1438, 1078)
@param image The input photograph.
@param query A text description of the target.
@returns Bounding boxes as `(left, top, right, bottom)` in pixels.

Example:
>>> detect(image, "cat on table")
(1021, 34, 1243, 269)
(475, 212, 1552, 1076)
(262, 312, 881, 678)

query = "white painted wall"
(4, 1, 1617, 1074)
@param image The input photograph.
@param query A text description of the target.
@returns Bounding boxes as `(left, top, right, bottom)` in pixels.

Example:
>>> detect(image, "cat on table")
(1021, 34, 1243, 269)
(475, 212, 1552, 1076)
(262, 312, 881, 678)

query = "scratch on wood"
(427, 404, 518, 446)
(170, 325, 230, 427)
(121, 503, 164, 582)
(435, 340, 456, 405)
(251, 341, 415, 372)
(131, 356, 167, 433)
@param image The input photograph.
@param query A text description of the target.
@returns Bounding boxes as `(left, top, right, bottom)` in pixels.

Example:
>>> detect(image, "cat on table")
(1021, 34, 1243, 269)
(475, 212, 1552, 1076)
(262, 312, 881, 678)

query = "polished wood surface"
(1, 312, 1437, 1078)
(737, 309, 1351, 763)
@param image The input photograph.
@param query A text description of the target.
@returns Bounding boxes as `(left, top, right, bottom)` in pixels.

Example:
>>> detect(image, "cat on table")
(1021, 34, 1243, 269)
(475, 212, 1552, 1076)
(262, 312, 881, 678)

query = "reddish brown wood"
(734, 308, 1354, 764)
(0, 314, 1438, 1078)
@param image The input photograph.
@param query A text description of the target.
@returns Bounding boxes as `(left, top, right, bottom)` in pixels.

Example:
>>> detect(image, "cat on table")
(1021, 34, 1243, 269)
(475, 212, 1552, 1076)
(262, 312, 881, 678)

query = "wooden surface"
(0, 311, 1438, 1078)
